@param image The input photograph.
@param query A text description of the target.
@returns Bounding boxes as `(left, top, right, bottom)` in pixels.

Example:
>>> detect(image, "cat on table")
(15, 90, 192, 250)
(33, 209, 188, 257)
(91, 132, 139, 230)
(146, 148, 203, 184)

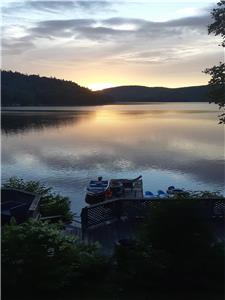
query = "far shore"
(1, 101, 211, 112)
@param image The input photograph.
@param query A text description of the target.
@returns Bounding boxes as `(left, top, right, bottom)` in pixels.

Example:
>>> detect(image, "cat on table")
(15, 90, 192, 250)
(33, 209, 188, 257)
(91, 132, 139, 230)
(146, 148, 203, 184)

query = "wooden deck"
(81, 197, 225, 255)
(83, 218, 140, 255)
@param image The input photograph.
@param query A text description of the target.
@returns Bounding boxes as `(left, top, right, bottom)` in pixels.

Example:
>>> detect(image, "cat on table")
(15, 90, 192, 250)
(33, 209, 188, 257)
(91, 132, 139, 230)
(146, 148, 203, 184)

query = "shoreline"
(1, 101, 212, 112)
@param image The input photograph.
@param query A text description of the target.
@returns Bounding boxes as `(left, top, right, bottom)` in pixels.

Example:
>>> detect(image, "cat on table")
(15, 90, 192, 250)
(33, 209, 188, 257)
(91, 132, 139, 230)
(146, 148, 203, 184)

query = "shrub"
(2, 220, 106, 296)
(115, 198, 224, 291)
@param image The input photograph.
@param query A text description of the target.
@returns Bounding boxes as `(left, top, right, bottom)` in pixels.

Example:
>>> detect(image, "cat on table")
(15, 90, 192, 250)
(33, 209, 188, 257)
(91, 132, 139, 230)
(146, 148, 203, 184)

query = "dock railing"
(81, 197, 225, 237)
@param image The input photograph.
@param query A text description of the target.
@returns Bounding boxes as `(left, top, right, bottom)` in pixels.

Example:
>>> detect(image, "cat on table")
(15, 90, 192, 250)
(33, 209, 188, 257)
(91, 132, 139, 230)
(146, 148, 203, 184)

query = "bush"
(114, 198, 224, 291)
(2, 220, 107, 296)
(114, 241, 169, 290)
(2, 177, 74, 223)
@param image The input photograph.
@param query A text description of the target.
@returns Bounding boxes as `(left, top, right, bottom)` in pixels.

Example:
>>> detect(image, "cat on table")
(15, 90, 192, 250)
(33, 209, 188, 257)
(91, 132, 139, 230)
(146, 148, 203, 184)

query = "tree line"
(1, 70, 111, 106)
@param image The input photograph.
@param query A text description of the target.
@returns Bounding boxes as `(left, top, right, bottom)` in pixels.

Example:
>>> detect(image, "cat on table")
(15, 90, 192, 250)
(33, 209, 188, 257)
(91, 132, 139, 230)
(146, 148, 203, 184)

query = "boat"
(85, 175, 142, 205)
(85, 177, 110, 205)
(144, 186, 188, 199)
(167, 186, 188, 196)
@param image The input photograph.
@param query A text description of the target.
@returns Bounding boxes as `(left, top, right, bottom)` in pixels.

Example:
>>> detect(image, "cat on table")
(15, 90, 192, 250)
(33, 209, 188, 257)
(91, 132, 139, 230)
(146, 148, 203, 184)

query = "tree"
(205, 0, 225, 123)
(1, 70, 112, 107)
(208, 0, 225, 46)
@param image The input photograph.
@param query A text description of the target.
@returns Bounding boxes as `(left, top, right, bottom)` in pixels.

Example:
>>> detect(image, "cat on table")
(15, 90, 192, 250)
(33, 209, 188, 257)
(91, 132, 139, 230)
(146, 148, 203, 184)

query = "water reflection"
(1, 104, 224, 213)
(1, 111, 94, 134)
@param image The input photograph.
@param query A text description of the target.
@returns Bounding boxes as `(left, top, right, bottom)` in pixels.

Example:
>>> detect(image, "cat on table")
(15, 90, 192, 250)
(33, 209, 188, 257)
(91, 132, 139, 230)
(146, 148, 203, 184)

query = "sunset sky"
(2, 0, 223, 90)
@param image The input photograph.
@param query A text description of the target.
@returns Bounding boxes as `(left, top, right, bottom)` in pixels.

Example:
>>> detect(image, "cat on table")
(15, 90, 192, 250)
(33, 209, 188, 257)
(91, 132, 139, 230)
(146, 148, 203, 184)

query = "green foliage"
(166, 189, 223, 200)
(143, 200, 224, 289)
(140, 199, 214, 252)
(208, 0, 225, 47)
(204, 63, 225, 123)
(114, 241, 169, 290)
(1, 70, 111, 107)
(2, 220, 106, 295)
(187, 190, 224, 198)
(2, 177, 74, 223)
(115, 199, 224, 291)
(2, 182, 224, 297)
(205, 1, 225, 123)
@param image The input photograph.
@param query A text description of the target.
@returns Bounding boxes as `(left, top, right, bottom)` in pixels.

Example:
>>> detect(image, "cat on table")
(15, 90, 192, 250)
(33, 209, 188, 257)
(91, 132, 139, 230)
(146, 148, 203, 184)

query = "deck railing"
(81, 198, 225, 234)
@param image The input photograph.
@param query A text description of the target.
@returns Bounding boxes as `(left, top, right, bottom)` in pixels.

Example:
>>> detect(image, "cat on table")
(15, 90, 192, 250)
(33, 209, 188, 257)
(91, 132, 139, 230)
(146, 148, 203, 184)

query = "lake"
(2, 102, 224, 214)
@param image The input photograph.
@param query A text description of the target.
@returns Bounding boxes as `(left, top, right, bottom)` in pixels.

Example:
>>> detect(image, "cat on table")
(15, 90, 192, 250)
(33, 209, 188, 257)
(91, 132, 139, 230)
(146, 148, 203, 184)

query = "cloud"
(26, 17, 137, 40)
(103, 14, 210, 28)
(30, 19, 96, 38)
(13, 13, 210, 44)
(166, 14, 210, 27)
(2, 3, 221, 87)
(22, 1, 79, 13)
(102, 17, 147, 26)
(2, 1, 113, 14)
(2, 36, 35, 55)
(2, 12, 215, 65)
(75, 26, 135, 41)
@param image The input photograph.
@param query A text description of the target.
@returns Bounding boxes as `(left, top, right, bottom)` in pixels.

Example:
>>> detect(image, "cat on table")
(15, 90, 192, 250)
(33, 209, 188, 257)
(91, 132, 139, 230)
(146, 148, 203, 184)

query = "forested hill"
(2, 70, 210, 106)
(1, 71, 111, 106)
(101, 85, 209, 102)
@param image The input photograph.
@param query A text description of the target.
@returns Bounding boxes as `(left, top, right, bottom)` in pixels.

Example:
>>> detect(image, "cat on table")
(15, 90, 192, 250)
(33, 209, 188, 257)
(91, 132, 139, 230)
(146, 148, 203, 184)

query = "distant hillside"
(1, 71, 210, 106)
(1, 71, 111, 106)
(102, 85, 209, 102)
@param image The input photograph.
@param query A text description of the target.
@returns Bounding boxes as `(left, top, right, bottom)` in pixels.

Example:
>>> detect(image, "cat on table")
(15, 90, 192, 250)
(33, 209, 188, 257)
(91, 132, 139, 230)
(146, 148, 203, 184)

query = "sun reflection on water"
(1, 103, 224, 213)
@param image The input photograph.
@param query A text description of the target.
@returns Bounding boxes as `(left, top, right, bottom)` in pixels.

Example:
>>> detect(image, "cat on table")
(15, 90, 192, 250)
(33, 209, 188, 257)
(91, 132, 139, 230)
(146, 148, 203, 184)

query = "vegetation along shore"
(1, 177, 224, 300)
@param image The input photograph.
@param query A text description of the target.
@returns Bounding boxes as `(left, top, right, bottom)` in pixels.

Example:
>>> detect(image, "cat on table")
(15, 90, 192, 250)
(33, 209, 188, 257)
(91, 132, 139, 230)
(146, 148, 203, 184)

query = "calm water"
(2, 103, 224, 214)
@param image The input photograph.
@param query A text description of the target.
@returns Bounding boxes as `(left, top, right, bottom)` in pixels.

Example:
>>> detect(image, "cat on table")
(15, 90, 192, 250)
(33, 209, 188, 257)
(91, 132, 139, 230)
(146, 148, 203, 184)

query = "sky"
(1, 0, 224, 90)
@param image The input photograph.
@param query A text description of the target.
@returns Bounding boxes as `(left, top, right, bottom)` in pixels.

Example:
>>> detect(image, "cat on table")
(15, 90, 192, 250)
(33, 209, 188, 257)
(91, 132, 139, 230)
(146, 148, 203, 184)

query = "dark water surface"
(2, 103, 224, 213)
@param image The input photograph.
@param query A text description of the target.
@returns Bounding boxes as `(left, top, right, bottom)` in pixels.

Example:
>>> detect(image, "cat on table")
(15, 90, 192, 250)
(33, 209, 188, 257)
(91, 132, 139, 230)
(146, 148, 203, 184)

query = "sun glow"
(88, 82, 117, 91)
